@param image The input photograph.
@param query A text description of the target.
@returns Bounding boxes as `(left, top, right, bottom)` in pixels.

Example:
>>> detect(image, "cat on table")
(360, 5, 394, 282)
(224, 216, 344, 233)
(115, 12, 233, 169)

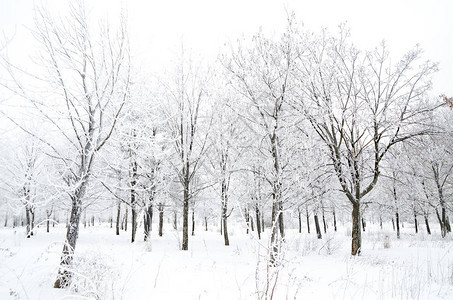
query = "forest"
(0, 1, 452, 299)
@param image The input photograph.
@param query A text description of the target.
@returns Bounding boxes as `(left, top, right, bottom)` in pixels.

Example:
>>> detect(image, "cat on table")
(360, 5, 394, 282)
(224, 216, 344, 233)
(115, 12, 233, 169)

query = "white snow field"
(1, 223, 452, 299)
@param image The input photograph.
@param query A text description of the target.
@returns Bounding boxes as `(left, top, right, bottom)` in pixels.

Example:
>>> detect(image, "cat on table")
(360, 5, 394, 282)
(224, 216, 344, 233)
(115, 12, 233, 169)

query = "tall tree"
(295, 28, 439, 255)
(1, 1, 130, 287)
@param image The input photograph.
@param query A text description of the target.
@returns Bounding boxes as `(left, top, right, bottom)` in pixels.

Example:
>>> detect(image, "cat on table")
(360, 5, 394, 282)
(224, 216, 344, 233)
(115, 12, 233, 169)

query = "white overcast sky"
(1, 0, 452, 95)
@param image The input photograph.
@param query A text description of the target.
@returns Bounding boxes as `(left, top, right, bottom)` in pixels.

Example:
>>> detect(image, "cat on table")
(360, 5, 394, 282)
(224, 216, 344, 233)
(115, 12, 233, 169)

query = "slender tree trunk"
(124, 207, 128, 231)
(223, 214, 229, 246)
(26, 207, 31, 238)
(414, 212, 418, 234)
(298, 208, 302, 234)
(306, 206, 310, 234)
(205, 217, 208, 231)
(333, 209, 337, 232)
(256, 203, 261, 239)
(278, 201, 284, 239)
(314, 214, 322, 239)
(392, 218, 395, 231)
(173, 210, 177, 230)
(351, 202, 361, 256)
(361, 217, 366, 232)
(424, 214, 431, 234)
(191, 209, 195, 236)
(116, 201, 121, 236)
(250, 216, 254, 231)
(245, 208, 250, 234)
(4, 211, 7, 227)
(379, 216, 383, 230)
(261, 214, 264, 233)
(396, 212, 400, 239)
(182, 179, 189, 250)
(446, 216, 451, 233)
(322, 212, 327, 234)
(144, 203, 153, 241)
(158, 203, 164, 237)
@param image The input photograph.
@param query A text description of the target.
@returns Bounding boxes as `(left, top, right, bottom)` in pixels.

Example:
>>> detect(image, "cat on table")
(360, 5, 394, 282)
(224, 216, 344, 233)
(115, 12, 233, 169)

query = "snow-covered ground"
(1, 222, 452, 299)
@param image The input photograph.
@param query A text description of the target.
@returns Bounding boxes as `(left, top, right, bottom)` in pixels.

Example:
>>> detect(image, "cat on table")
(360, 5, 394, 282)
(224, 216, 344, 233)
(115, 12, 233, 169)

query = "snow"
(1, 223, 452, 299)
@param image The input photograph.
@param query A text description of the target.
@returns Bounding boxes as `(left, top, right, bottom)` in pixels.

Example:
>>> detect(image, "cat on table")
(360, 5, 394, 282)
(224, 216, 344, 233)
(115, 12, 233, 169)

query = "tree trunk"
(191, 209, 195, 236)
(245, 208, 250, 234)
(396, 212, 400, 239)
(306, 206, 310, 234)
(223, 204, 229, 246)
(54, 197, 83, 288)
(182, 180, 189, 250)
(124, 207, 128, 231)
(314, 214, 322, 239)
(205, 217, 208, 231)
(173, 210, 177, 230)
(4, 211, 7, 227)
(379, 216, 383, 230)
(223, 214, 229, 246)
(414, 212, 418, 234)
(435, 208, 446, 238)
(424, 214, 431, 234)
(351, 202, 361, 256)
(278, 201, 284, 239)
(298, 208, 302, 234)
(392, 218, 395, 231)
(144, 203, 153, 241)
(256, 203, 261, 239)
(116, 201, 121, 236)
(26, 207, 31, 238)
(158, 203, 164, 237)
(446, 216, 451, 233)
(250, 215, 254, 231)
(261, 214, 264, 233)
(333, 209, 337, 232)
(322, 212, 327, 234)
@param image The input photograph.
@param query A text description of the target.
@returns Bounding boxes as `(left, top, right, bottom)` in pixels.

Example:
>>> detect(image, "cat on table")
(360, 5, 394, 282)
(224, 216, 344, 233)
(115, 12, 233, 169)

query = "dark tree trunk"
(250, 216, 254, 231)
(116, 201, 121, 236)
(261, 214, 264, 233)
(245, 208, 250, 234)
(306, 207, 310, 234)
(205, 217, 208, 231)
(298, 208, 302, 234)
(91, 215, 94, 226)
(414, 212, 418, 234)
(424, 215, 431, 234)
(158, 203, 164, 237)
(379, 216, 383, 230)
(124, 207, 128, 231)
(54, 196, 83, 288)
(446, 216, 451, 233)
(314, 214, 322, 239)
(110, 216, 113, 228)
(191, 209, 195, 236)
(223, 214, 229, 246)
(278, 201, 284, 239)
(26, 207, 31, 238)
(173, 211, 177, 230)
(396, 212, 400, 239)
(333, 209, 337, 232)
(144, 203, 153, 241)
(361, 217, 366, 232)
(392, 218, 395, 231)
(322, 212, 327, 234)
(182, 180, 189, 250)
(256, 203, 261, 239)
(435, 208, 447, 238)
(4, 211, 7, 227)
(351, 202, 361, 256)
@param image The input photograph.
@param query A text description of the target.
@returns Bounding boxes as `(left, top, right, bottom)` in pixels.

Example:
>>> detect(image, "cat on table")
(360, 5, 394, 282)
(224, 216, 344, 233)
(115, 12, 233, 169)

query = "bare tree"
(295, 28, 439, 255)
(162, 48, 212, 250)
(223, 20, 300, 263)
(1, 1, 130, 287)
